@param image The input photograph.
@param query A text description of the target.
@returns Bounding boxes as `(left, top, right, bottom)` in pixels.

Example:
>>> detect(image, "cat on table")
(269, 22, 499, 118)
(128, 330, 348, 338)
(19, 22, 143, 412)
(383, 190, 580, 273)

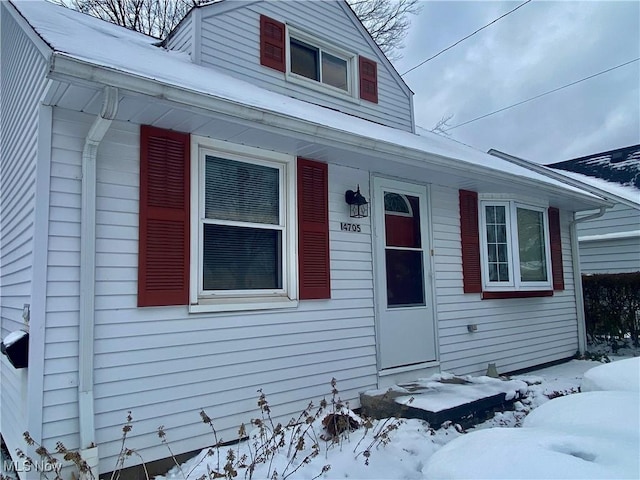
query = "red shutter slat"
(138, 125, 190, 307)
(459, 190, 482, 293)
(297, 158, 330, 299)
(260, 15, 286, 72)
(359, 56, 378, 103)
(548, 207, 564, 291)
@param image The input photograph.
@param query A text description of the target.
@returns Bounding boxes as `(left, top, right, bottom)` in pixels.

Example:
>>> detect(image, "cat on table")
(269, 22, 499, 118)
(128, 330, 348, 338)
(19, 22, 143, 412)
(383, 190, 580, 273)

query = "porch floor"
(360, 373, 529, 429)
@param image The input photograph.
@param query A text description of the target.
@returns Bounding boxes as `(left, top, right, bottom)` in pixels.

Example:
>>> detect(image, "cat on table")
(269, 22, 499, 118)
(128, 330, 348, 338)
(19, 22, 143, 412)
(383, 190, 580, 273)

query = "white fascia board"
(48, 53, 609, 209)
(489, 149, 621, 209)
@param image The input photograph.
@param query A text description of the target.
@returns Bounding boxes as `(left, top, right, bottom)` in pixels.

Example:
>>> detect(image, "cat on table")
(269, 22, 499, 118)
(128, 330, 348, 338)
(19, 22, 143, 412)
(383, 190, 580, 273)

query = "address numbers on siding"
(340, 222, 361, 232)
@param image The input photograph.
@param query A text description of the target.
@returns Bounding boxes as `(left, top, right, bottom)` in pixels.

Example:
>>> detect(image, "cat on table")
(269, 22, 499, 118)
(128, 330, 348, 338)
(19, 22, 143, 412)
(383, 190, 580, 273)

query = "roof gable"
(162, 0, 415, 131)
(8, 0, 609, 209)
(186, 0, 412, 98)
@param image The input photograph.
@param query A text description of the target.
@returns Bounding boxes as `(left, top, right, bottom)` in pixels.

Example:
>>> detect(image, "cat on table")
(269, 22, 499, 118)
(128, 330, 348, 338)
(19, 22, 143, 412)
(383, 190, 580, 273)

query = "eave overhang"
(46, 52, 610, 212)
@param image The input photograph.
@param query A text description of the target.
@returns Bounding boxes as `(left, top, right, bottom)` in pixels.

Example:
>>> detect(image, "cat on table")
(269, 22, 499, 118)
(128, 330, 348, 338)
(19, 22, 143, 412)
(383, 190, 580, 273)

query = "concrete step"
(360, 374, 528, 429)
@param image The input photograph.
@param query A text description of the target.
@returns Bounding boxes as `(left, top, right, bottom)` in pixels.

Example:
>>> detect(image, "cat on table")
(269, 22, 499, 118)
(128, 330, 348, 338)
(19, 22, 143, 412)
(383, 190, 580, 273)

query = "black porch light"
(345, 185, 369, 218)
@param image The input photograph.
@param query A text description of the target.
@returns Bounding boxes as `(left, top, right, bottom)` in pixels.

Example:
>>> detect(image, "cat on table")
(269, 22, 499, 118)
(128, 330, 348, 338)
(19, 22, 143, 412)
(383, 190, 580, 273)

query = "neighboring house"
(547, 145, 640, 274)
(0, 0, 615, 477)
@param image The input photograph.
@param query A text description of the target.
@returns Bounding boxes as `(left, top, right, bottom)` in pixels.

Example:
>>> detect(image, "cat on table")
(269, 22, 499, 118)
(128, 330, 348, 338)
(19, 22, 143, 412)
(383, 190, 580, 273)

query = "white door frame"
(372, 176, 438, 373)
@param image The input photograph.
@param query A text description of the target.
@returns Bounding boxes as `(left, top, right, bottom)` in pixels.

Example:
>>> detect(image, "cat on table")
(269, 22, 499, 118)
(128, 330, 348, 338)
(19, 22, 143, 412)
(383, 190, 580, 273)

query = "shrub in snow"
(583, 272, 640, 347)
(12, 379, 414, 480)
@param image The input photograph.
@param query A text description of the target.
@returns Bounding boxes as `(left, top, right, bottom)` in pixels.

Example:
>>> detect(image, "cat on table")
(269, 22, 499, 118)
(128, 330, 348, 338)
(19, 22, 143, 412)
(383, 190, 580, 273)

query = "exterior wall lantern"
(345, 185, 369, 218)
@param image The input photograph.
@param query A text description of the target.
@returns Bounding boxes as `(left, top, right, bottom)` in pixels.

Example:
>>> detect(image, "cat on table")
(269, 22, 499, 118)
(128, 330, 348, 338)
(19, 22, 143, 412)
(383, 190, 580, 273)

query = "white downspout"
(79, 86, 119, 476)
(570, 207, 608, 354)
(486, 150, 618, 355)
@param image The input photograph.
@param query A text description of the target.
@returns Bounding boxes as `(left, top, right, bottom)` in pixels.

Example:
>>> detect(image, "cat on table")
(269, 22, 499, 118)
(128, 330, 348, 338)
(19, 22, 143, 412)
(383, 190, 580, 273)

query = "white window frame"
(189, 136, 298, 313)
(285, 26, 358, 100)
(479, 198, 553, 292)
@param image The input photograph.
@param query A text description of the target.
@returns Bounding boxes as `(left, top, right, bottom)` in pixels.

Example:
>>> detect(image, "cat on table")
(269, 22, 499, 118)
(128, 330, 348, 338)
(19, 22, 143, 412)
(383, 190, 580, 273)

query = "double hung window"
(192, 139, 296, 310)
(480, 200, 552, 291)
(202, 156, 283, 291)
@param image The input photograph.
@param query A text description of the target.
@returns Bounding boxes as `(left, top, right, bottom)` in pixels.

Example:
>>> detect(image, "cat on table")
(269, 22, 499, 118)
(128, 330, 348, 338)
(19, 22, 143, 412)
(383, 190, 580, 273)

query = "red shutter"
(297, 158, 331, 299)
(548, 207, 564, 291)
(260, 15, 286, 72)
(459, 190, 482, 293)
(138, 126, 190, 307)
(359, 56, 378, 103)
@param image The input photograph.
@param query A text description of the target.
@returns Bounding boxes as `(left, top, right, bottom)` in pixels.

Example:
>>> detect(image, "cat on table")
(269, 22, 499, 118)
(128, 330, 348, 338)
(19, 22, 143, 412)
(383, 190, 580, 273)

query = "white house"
(547, 145, 640, 274)
(0, 0, 618, 477)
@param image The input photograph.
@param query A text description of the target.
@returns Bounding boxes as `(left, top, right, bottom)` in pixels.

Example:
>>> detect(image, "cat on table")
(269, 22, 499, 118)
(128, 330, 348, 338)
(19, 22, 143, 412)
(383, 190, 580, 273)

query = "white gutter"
(486, 150, 618, 355)
(487, 149, 621, 208)
(570, 207, 608, 354)
(79, 86, 119, 476)
(45, 54, 607, 209)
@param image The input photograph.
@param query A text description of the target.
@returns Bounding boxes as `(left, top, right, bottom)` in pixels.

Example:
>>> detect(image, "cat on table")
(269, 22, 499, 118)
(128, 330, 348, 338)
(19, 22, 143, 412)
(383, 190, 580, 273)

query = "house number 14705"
(340, 222, 361, 232)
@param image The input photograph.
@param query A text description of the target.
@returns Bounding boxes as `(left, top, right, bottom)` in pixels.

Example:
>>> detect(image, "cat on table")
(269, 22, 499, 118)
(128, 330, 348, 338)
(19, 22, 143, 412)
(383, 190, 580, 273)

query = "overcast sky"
(392, 0, 640, 164)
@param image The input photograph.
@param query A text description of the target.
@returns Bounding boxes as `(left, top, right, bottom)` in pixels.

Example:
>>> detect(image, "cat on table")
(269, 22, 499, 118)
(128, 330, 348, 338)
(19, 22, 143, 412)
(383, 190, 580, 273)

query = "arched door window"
(383, 191, 425, 307)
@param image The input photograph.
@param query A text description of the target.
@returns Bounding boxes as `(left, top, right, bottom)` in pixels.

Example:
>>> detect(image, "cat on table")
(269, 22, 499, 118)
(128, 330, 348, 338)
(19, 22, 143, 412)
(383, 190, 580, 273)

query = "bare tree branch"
(347, 0, 421, 60)
(52, 0, 195, 38)
(51, 0, 420, 58)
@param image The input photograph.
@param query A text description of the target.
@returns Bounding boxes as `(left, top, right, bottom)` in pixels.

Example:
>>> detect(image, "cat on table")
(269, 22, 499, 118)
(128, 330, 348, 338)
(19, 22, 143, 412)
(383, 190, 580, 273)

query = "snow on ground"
(157, 358, 640, 480)
(4, 358, 632, 479)
(581, 356, 640, 392)
(426, 358, 640, 480)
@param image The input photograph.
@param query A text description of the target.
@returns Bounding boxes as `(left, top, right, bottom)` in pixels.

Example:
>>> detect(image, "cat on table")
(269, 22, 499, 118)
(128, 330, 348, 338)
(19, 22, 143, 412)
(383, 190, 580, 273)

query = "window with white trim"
(287, 28, 356, 95)
(479, 201, 553, 291)
(191, 139, 297, 311)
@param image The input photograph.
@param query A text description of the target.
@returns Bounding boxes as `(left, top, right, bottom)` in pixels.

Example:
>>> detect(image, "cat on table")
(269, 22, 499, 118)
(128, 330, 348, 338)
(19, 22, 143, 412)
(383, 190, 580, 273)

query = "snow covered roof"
(9, 0, 608, 204)
(547, 145, 640, 207)
(549, 170, 639, 207)
(548, 145, 640, 189)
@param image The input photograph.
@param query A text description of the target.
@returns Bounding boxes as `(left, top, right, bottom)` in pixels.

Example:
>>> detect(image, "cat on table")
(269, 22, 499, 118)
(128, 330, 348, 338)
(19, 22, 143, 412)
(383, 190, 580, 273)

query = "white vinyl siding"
(40, 107, 587, 474)
(577, 203, 639, 236)
(190, 1, 413, 131)
(579, 236, 640, 274)
(44, 110, 377, 474)
(432, 185, 578, 376)
(41, 108, 86, 452)
(576, 204, 640, 274)
(0, 3, 49, 464)
(164, 12, 193, 55)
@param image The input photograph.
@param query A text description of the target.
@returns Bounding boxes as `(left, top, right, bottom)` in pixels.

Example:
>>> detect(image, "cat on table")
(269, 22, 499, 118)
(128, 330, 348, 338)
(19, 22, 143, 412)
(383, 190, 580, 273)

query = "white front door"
(373, 177, 436, 370)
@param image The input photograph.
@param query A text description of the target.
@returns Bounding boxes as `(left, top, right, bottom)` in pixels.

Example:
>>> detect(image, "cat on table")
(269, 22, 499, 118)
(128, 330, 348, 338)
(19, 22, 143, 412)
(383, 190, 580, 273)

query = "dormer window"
(259, 15, 377, 103)
(290, 37, 350, 92)
(287, 29, 355, 95)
